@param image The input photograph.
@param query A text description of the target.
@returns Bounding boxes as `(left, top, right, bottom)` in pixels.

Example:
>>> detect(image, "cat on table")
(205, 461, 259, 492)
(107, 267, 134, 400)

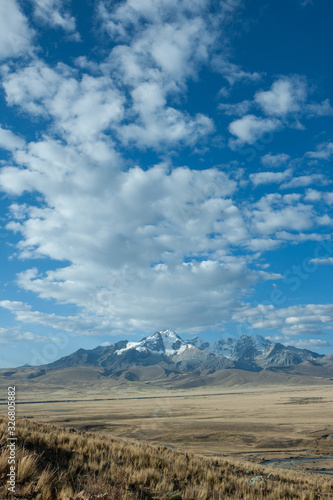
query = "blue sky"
(0, 0, 333, 368)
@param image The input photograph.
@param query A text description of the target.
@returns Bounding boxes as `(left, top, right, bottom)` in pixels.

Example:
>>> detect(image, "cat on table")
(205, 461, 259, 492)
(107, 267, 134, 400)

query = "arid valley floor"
(2, 374, 333, 468)
(1, 369, 333, 498)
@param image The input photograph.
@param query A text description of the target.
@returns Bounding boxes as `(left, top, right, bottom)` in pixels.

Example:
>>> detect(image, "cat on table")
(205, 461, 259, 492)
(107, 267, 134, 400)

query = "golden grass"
(11, 383, 333, 460)
(0, 417, 332, 499)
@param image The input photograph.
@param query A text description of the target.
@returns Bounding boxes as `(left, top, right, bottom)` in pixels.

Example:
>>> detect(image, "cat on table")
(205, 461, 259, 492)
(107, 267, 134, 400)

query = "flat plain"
(2, 381, 332, 467)
(1, 374, 333, 498)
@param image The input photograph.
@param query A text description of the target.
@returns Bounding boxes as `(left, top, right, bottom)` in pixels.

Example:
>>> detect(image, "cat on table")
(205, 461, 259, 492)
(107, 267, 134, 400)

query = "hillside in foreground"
(0, 418, 332, 499)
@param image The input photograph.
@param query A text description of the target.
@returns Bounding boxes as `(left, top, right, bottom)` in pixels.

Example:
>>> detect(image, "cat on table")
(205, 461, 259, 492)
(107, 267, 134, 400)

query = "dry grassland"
(9, 384, 333, 459)
(0, 417, 332, 499)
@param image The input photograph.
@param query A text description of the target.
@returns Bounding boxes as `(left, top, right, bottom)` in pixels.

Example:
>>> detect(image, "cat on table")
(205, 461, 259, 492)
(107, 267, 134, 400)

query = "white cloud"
(0, 0, 34, 60)
(0, 325, 62, 344)
(304, 189, 323, 202)
(309, 257, 333, 266)
(0, 140, 283, 333)
(119, 108, 214, 149)
(99, 1, 219, 149)
(30, 0, 78, 35)
(250, 169, 292, 187)
(2, 61, 67, 116)
(280, 173, 329, 189)
(0, 300, 31, 311)
(261, 153, 290, 167)
(245, 238, 283, 251)
(0, 1, 332, 342)
(233, 303, 333, 336)
(226, 77, 333, 147)
(286, 338, 331, 350)
(248, 194, 317, 235)
(13, 258, 260, 332)
(0, 127, 25, 151)
(101, 0, 216, 83)
(254, 77, 307, 116)
(305, 142, 333, 161)
(3, 61, 125, 143)
(1, 120, 330, 334)
(266, 336, 331, 350)
(3, 4, 216, 150)
(0, 299, 107, 334)
(228, 114, 281, 145)
(306, 99, 333, 117)
(218, 99, 252, 116)
(212, 58, 261, 86)
(325, 193, 333, 205)
(276, 231, 330, 243)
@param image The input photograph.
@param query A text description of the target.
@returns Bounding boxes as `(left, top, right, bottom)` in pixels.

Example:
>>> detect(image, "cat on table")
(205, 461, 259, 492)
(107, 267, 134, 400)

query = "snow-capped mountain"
(115, 330, 187, 356)
(203, 334, 274, 360)
(43, 330, 328, 376)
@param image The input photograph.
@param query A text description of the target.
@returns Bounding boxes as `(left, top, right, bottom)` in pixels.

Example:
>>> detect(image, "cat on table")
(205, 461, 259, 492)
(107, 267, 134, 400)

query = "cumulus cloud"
(98, 1, 222, 149)
(119, 108, 214, 149)
(99, 0, 218, 87)
(305, 142, 333, 161)
(0, 152, 265, 332)
(0, 300, 31, 311)
(3, 62, 124, 143)
(0, 0, 332, 343)
(2, 1, 218, 151)
(226, 77, 333, 147)
(281, 173, 329, 189)
(261, 153, 290, 167)
(1, 122, 331, 334)
(233, 303, 333, 336)
(306, 99, 333, 117)
(228, 114, 281, 145)
(255, 77, 333, 119)
(0, 0, 34, 60)
(0, 299, 107, 334)
(275, 231, 330, 243)
(254, 77, 307, 116)
(250, 169, 292, 187)
(286, 338, 331, 349)
(6, 123, 319, 334)
(248, 194, 317, 235)
(0, 127, 25, 151)
(266, 335, 330, 350)
(30, 0, 79, 35)
(0, 325, 62, 344)
(304, 189, 323, 202)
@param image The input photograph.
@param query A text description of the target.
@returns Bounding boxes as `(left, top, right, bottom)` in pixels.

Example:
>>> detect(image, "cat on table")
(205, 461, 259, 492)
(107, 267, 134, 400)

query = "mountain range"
(44, 330, 332, 376)
(1, 330, 333, 390)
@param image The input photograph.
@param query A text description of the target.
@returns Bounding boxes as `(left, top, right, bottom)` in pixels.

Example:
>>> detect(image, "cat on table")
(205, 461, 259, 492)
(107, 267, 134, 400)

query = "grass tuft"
(0, 417, 332, 499)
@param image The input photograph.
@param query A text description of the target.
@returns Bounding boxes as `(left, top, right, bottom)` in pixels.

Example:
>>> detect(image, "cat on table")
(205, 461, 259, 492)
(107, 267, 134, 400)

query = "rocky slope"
(44, 330, 330, 377)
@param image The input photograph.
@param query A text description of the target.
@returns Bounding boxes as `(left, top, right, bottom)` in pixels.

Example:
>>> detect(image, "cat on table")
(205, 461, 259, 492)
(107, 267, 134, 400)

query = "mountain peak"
(115, 330, 185, 357)
(158, 329, 181, 338)
(42, 330, 327, 376)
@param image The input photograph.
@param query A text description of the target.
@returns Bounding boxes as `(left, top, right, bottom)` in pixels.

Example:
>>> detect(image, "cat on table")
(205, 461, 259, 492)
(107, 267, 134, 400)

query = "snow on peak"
(115, 330, 185, 356)
(187, 336, 211, 350)
(208, 334, 273, 359)
(114, 331, 274, 360)
(252, 334, 272, 354)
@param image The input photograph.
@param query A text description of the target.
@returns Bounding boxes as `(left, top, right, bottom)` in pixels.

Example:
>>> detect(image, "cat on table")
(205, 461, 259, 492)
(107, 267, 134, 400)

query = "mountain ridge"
(42, 330, 331, 376)
(1, 330, 332, 390)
